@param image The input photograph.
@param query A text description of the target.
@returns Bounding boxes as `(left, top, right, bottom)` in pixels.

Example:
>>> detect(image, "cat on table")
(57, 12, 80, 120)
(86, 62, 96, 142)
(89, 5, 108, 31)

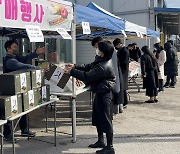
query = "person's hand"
(64, 67, 73, 74)
(65, 63, 75, 69)
(36, 47, 45, 54)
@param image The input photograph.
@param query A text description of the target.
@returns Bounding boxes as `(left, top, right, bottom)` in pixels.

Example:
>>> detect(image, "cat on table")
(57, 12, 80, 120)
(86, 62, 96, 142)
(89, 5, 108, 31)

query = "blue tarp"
(147, 29, 160, 38)
(75, 4, 125, 32)
(87, 2, 160, 38)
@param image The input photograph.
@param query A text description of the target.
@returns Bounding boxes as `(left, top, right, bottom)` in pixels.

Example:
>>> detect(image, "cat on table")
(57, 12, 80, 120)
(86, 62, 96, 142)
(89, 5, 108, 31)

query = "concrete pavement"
(2, 54, 180, 154)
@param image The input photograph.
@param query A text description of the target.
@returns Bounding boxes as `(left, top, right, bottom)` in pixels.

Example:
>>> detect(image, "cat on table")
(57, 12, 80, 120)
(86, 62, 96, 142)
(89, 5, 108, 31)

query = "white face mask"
(96, 48, 100, 56)
(96, 48, 104, 57)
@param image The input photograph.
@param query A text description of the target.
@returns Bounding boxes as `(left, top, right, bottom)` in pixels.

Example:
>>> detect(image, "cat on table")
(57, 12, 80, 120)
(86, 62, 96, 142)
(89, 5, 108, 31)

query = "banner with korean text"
(0, 0, 73, 31)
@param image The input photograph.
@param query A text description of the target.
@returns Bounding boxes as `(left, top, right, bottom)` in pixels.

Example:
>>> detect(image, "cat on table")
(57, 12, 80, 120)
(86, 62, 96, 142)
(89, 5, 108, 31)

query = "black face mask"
(13, 49, 18, 55)
(115, 47, 119, 50)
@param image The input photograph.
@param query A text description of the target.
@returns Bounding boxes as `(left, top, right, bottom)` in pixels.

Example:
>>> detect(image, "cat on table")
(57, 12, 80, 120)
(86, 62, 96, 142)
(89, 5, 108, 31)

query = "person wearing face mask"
(153, 43, 166, 92)
(65, 41, 116, 154)
(2, 40, 45, 142)
(92, 37, 124, 114)
(3, 40, 45, 73)
(113, 38, 129, 109)
(91, 36, 103, 61)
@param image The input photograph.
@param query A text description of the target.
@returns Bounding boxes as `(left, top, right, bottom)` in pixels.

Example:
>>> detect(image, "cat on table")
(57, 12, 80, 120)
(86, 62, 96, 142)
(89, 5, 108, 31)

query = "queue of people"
(64, 37, 178, 154)
(1, 38, 178, 154)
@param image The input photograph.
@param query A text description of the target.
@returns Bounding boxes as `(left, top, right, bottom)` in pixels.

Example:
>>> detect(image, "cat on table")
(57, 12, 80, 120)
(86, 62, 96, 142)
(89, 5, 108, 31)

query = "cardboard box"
(41, 85, 50, 103)
(0, 94, 22, 120)
(29, 69, 45, 88)
(0, 71, 31, 95)
(22, 88, 42, 111)
(44, 63, 70, 89)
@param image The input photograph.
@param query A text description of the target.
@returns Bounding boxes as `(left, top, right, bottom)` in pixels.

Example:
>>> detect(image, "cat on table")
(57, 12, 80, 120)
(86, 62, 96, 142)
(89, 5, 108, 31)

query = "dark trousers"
(166, 76, 177, 86)
(123, 90, 128, 106)
(96, 125, 113, 147)
(4, 115, 28, 137)
(159, 79, 164, 91)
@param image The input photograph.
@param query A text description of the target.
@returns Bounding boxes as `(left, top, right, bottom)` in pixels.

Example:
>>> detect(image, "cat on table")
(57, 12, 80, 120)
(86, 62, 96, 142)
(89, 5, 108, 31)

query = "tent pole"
(148, 39, 151, 49)
(71, 5, 77, 143)
(32, 42, 35, 65)
(123, 36, 126, 46)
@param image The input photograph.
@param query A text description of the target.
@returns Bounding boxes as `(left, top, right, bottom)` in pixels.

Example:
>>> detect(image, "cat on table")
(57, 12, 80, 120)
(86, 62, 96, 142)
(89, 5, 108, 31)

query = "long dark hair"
(153, 43, 163, 59)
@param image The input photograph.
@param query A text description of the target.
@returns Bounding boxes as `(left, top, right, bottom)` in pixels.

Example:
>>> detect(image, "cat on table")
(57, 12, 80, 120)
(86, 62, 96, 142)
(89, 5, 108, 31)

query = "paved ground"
(2, 54, 180, 154)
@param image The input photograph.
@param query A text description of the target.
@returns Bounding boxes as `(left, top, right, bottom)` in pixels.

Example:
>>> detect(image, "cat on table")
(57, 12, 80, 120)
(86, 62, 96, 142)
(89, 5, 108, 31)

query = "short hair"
(132, 42, 137, 46)
(153, 43, 163, 51)
(167, 40, 174, 45)
(91, 36, 103, 47)
(128, 44, 133, 47)
(98, 40, 114, 60)
(4, 40, 18, 51)
(113, 38, 122, 47)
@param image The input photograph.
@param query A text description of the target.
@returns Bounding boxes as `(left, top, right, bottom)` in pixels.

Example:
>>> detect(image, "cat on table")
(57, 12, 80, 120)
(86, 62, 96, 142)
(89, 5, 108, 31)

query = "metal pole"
(123, 36, 126, 46)
(11, 121, 15, 154)
(1, 125, 3, 154)
(71, 4, 77, 143)
(32, 42, 35, 66)
(71, 97, 76, 143)
(54, 101, 57, 146)
(45, 105, 48, 132)
(146, 35, 148, 45)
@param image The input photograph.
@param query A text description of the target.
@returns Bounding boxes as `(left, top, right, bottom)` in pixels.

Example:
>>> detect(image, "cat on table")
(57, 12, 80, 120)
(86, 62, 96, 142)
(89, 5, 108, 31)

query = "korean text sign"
(0, 0, 73, 31)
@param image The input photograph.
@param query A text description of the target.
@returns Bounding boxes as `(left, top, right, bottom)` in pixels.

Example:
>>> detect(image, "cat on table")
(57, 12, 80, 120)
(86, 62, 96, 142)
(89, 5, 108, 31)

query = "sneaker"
(96, 146, 115, 154)
(21, 129, 36, 137)
(4, 134, 17, 143)
(88, 141, 106, 148)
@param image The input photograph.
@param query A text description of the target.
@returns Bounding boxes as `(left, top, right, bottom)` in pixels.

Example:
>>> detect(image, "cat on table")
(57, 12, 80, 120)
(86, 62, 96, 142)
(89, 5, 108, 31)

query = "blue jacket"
(3, 52, 38, 73)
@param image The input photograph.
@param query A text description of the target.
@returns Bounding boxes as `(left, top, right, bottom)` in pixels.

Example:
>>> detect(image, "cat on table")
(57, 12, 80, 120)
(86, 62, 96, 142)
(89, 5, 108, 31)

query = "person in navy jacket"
(3, 40, 45, 141)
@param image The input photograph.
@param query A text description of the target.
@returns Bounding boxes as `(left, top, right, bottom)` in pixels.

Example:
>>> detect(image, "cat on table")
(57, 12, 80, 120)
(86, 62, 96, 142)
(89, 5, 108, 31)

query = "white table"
(7, 100, 57, 154)
(0, 120, 7, 154)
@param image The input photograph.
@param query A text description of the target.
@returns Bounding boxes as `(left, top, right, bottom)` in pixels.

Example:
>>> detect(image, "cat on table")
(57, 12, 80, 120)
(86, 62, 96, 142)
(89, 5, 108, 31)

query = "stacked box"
(22, 88, 42, 111)
(0, 94, 22, 120)
(0, 71, 31, 95)
(41, 85, 50, 103)
(29, 69, 45, 89)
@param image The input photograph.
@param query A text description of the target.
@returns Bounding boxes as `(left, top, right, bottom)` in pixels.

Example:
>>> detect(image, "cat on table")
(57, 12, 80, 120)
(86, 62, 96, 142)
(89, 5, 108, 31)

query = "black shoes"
(96, 146, 115, 154)
(164, 83, 170, 88)
(21, 129, 36, 137)
(154, 99, 158, 103)
(88, 141, 106, 148)
(4, 134, 17, 143)
(145, 99, 158, 103)
(170, 85, 175, 88)
(145, 100, 154, 103)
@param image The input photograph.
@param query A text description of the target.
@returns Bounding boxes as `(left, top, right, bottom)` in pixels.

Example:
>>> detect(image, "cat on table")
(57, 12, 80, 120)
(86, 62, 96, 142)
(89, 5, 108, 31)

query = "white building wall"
(113, 0, 149, 13)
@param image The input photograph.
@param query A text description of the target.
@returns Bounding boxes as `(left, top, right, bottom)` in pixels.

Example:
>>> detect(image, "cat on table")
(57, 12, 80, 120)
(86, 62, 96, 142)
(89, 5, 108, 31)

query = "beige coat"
(157, 50, 166, 79)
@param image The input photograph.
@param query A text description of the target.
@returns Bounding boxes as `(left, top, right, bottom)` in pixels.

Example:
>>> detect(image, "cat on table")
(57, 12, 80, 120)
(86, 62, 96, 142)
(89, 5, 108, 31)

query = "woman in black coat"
(141, 46, 159, 103)
(164, 42, 179, 88)
(64, 41, 116, 154)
